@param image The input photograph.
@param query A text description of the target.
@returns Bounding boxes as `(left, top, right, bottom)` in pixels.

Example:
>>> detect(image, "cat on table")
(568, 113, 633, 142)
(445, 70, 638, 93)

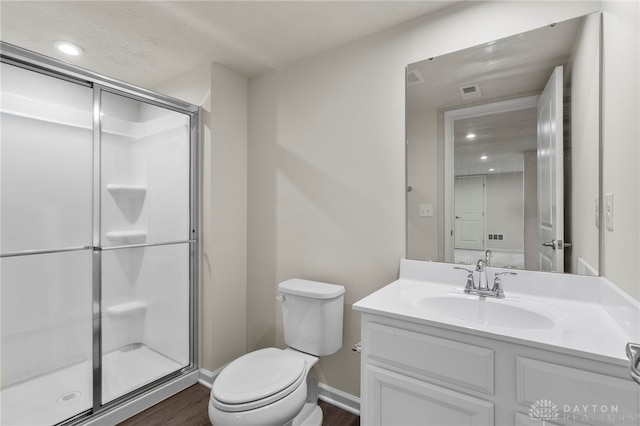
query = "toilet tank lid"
(278, 279, 345, 299)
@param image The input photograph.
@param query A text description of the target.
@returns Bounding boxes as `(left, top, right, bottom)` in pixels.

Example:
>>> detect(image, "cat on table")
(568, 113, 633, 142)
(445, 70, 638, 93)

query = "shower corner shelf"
(105, 301, 147, 317)
(106, 231, 147, 245)
(106, 184, 147, 198)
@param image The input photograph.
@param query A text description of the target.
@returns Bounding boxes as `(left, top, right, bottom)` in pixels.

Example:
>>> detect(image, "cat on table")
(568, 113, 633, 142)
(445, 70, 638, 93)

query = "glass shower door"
(99, 91, 191, 404)
(0, 63, 94, 425)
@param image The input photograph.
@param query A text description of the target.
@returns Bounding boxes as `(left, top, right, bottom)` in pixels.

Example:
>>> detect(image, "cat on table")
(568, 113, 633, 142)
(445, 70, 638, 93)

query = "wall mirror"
(406, 12, 601, 276)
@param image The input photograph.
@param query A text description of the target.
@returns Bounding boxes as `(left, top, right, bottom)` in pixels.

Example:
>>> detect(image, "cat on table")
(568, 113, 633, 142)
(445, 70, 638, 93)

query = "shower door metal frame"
(0, 41, 200, 426)
(91, 83, 201, 415)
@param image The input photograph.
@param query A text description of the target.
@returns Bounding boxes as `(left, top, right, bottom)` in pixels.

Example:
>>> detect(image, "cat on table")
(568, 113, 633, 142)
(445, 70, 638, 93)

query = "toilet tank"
(278, 279, 345, 356)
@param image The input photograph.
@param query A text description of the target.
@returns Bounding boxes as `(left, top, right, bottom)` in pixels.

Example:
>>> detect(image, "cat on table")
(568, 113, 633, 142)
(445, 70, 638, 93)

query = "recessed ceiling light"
(489, 168, 495, 172)
(480, 155, 488, 160)
(54, 40, 83, 56)
(466, 133, 476, 140)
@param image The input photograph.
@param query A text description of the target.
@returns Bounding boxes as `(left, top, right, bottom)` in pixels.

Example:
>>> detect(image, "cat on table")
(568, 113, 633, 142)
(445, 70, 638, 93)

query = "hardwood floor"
(119, 384, 210, 426)
(118, 384, 359, 426)
(318, 399, 360, 426)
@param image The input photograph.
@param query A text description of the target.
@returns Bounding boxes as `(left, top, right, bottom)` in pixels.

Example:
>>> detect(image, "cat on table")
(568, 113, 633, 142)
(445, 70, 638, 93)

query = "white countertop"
(353, 259, 640, 365)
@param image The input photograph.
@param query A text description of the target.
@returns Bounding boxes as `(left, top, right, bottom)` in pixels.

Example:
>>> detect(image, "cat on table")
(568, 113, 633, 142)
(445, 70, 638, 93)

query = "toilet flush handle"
(275, 294, 286, 302)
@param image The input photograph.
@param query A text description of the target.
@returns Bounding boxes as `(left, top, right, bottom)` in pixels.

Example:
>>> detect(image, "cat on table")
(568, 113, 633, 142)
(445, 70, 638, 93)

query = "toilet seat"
(211, 348, 306, 412)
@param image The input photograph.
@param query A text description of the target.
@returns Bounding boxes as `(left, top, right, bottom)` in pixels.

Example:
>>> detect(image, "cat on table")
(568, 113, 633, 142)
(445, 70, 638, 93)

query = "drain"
(57, 391, 81, 403)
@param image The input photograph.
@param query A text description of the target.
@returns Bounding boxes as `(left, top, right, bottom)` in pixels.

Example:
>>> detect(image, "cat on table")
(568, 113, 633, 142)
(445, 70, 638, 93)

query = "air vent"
(458, 84, 482, 100)
(406, 69, 424, 86)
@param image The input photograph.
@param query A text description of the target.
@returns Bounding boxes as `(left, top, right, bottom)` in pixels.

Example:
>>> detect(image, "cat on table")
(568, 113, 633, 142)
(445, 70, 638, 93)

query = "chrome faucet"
(484, 249, 492, 267)
(455, 259, 517, 298)
(476, 258, 489, 290)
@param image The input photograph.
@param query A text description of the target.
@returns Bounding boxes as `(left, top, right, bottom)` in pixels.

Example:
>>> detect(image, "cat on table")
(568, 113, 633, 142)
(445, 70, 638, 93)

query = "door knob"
(542, 239, 569, 250)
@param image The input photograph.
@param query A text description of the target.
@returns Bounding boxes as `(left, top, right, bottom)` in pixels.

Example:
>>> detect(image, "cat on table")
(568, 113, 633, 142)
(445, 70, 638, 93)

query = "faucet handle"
(454, 266, 475, 290)
(491, 271, 517, 297)
(495, 271, 518, 279)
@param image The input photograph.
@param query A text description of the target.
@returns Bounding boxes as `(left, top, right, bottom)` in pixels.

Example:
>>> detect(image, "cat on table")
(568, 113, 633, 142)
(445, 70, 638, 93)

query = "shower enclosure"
(0, 44, 199, 425)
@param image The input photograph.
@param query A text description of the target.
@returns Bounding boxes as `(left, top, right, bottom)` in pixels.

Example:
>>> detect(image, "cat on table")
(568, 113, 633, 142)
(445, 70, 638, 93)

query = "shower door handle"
(627, 342, 640, 385)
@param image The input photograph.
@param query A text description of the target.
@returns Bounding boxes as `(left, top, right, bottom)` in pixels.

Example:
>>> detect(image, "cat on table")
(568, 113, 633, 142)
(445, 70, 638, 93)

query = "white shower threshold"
(1, 344, 183, 426)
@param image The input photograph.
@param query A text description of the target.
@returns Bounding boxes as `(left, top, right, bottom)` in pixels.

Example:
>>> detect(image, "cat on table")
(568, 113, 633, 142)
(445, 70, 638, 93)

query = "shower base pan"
(1, 344, 183, 426)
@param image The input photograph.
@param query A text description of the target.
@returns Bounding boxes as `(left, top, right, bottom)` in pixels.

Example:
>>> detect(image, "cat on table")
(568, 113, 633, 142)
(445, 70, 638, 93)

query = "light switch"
(604, 193, 614, 231)
(419, 204, 433, 217)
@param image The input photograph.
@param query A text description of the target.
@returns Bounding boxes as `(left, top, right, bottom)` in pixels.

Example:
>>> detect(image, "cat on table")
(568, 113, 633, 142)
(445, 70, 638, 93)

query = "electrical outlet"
(604, 193, 614, 231)
(419, 204, 433, 217)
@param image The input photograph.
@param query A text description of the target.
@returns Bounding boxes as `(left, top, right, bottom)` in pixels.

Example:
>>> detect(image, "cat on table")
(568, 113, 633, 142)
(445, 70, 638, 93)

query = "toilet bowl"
(208, 279, 345, 426)
(209, 348, 320, 426)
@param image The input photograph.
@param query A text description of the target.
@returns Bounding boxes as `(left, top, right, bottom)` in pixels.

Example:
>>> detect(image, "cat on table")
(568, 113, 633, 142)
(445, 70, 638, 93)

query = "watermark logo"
(529, 399, 559, 425)
(529, 399, 638, 423)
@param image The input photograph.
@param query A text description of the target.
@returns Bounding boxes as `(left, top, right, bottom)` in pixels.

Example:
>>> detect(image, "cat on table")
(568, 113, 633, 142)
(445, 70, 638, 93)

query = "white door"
(537, 66, 564, 272)
(454, 176, 485, 250)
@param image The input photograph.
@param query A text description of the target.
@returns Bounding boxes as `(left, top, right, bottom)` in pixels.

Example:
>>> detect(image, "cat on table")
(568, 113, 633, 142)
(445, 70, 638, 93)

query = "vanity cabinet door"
(516, 357, 640, 426)
(363, 365, 494, 426)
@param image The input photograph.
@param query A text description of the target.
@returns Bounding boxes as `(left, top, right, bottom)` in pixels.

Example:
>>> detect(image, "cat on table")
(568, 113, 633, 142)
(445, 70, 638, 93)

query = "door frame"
(443, 95, 538, 262)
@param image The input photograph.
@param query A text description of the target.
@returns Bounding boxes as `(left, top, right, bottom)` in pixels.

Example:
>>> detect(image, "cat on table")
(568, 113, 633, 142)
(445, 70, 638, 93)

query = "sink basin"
(417, 296, 556, 329)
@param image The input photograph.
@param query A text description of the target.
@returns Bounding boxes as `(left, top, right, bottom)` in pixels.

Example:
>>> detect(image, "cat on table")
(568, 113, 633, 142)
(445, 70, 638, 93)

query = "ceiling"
(454, 107, 538, 175)
(406, 16, 581, 112)
(0, 1, 458, 89)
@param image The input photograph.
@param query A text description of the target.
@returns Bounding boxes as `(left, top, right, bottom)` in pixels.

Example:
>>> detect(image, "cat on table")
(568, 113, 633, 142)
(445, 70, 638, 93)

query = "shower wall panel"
(100, 243, 189, 361)
(100, 92, 190, 248)
(0, 62, 95, 425)
(99, 91, 192, 405)
(0, 251, 93, 387)
(0, 63, 92, 253)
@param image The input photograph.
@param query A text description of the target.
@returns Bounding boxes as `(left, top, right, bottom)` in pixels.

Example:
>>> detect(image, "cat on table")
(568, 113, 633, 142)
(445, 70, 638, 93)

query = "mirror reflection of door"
(537, 66, 565, 272)
(454, 176, 485, 254)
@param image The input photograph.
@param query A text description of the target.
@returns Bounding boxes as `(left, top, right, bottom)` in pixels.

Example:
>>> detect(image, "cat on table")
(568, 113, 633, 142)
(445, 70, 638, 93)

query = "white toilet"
(208, 279, 345, 426)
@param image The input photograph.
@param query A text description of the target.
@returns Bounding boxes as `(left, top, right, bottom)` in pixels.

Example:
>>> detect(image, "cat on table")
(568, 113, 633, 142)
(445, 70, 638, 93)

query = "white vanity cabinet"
(360, 313, 640, 426)
(361, 316, 494, 425)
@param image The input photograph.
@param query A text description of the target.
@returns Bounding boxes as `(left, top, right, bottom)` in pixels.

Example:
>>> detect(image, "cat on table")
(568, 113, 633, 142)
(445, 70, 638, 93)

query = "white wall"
(247, 1, 601, 397)
(407, 109, 439, 260)
(568, 12, 601, 274)
(601, 0, 640, 300)
(154, 62, 248, 372)
(485, 171, 524, 252)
